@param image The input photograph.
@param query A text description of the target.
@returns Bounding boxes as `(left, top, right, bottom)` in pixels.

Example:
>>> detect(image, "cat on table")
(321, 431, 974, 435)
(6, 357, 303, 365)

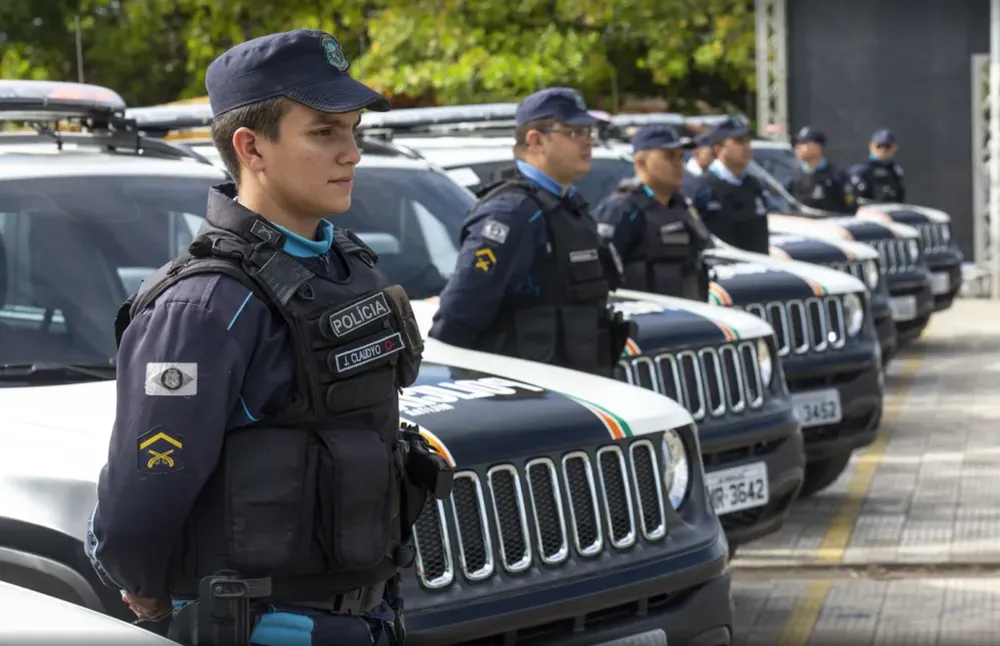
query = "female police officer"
(86, 29, 447, 646)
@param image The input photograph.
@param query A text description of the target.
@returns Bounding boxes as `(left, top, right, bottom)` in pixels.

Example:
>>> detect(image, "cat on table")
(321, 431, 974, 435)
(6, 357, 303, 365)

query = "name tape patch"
(333, 332, 405, 375)
(328, 292, 391, 338)
(569, 248, 599, 263)
(145, 362, 197, 397)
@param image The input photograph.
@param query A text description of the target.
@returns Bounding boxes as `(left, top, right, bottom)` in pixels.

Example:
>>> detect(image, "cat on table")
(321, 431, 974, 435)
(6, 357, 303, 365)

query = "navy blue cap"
(206, 29, 390, 117)
(631, 124, 695, 152)
(693, 132, 713, 147)
(793, 125, 826, 145)
(872, 128, 896, 146)
(705, 117, 751, 145)
(515, 88, 597, 127)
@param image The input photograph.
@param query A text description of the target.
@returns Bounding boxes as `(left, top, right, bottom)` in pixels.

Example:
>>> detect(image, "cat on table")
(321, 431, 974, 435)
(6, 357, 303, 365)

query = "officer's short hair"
(211, 97, 292, 184)
(513, 119, 557, 158)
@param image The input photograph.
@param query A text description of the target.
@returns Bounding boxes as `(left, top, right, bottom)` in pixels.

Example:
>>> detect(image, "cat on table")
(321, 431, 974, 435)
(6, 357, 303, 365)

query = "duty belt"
(292, 581, 386, 615)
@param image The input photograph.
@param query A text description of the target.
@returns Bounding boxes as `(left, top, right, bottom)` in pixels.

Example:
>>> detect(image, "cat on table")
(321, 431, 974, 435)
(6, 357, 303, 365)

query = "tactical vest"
(702, 173, 770, 254)
(618, 183, 711, 301)
(114, 190, 424, 603)
(470, 173, 614, 377)
(788, 166, 846, 213)
(866, 162, 904, 202)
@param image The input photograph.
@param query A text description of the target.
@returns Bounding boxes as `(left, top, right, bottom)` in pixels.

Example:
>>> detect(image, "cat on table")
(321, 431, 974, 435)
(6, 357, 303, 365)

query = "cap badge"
(571, 92, 586, 110)
(320, 35, 349, 72)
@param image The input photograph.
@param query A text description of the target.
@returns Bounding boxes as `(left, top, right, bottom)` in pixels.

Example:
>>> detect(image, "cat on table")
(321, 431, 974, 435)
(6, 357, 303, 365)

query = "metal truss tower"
(754, 0, 789, 141)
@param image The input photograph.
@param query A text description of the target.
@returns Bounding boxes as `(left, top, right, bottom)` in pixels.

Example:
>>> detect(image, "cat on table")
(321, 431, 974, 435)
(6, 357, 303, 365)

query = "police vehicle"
(0, 580, 176, 645)
(355, 104, 882, 500)
(607, 114, 935, 349)
(0, 81, 732, 646)
(130, 100, 806, 556)
(751, 138, 958, 321)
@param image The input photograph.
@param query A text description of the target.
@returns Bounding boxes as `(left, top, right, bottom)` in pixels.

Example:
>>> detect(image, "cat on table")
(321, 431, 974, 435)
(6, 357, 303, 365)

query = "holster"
(167, 572, 272, 646)
(607, 308, 637, 363)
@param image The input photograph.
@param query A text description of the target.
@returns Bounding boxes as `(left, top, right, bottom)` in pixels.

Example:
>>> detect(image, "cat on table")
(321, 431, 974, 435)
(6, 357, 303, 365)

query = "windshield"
(750, 146, 800, 187)
(0, 175, 215, 368)
(746, 161, 800, 213)
(331, 166, 475, 299)
(450, 157, 637, 207)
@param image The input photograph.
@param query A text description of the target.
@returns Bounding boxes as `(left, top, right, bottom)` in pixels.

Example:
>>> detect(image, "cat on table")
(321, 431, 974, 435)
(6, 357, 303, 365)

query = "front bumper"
(925, 250, 963, 311)
(885, 270, 935, 344)
(698, 401, 805, 548)
(407, 533, 732, 646)
(870, 289, 897, 366)
(783, 344, 884, 462)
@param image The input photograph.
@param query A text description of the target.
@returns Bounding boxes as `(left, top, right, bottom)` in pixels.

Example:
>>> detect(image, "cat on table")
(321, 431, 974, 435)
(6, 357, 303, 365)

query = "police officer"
(683, 132, 714, 191)
(785, 126, 855, 213)
(591, 124, 712, 301)
(683, 117, 771, 254)
(848, 128, 906, 204)
(85, 29, 451, 646)
(428, 87, 632, 377)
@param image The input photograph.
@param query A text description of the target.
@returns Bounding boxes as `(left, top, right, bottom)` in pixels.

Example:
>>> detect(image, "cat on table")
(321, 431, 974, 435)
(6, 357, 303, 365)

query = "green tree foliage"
(0, 0, 756, 111)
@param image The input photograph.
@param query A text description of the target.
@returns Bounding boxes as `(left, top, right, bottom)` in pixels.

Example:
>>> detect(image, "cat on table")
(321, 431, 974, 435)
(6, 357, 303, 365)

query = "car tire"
(799, 451, 852, 498)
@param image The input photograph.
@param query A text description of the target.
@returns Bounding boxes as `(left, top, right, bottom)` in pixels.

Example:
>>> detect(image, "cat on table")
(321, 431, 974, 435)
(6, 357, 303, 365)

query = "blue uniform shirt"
(429, 160, 571, 347)
(86, 207, 342, 601)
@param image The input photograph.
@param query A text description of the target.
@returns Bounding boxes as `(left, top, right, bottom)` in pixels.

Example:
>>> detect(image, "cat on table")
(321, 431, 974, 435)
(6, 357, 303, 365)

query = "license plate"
(792, 387, 843, 427)
(597, 629, 668, 646)
(705, 461, 769, 516)
(930, 272, 951, 295)
(890, 295, 918, 321)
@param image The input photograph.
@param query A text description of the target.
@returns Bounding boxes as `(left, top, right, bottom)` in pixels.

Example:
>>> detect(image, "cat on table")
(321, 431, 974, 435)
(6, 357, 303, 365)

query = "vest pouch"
(566, 250, 604, 284)
(315, 429, 394, 570)
(559, 305, 600, 370)
(225, 426, 321, 574)
(512, 305, 558, 362)
(325, 366, 397, 415)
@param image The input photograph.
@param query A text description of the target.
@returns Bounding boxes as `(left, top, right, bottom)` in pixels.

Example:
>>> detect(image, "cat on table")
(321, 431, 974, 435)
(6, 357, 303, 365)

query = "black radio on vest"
(469, 171, 635, 378)
(616, 182, 712, 301)
(700, 173, 770, 254)
(113, 187, 453, 645)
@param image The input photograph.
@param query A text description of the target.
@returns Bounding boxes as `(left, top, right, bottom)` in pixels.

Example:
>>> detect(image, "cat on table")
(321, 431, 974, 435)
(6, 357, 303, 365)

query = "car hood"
(606, 289, 774, 352)
(703, 243, 866, 306)
(0, 580, 176, 644)
(855, 203, 951, 225)
(769, 232, 879, 263)
(768, 212, 919, 242)
(0, 311, 692, 542)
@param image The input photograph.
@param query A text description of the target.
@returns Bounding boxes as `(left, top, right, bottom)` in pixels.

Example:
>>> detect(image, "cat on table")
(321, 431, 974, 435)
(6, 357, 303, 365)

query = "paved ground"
(729, 299, 1000, 646)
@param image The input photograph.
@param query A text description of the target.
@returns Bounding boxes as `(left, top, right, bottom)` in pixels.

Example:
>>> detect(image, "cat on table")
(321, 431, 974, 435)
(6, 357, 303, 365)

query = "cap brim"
(562, 111, 599, 126)
(284, 75, 391, 113)
(667, 137, 697, 150)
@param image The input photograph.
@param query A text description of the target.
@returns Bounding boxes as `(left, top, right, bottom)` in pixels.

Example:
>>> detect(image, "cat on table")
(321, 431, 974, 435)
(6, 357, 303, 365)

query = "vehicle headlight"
(756, 337, 773, 387)
(863, 259, 880, 289)
(907, 239, 920, 261)
(661, 429, 691, 509)
(843, 292, 864, 336)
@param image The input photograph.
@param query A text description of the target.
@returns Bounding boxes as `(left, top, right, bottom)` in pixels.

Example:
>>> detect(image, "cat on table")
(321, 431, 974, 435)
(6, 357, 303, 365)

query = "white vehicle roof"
(0, 580, 174, 645)
(0, 148, 226, 181)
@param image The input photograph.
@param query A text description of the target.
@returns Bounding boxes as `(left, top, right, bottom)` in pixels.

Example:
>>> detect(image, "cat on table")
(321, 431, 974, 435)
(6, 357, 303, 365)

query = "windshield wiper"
(0, 362, 117, 382)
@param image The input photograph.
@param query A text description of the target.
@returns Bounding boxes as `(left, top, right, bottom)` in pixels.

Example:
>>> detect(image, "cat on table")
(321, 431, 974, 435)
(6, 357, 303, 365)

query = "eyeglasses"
(541, 126, 597, 141)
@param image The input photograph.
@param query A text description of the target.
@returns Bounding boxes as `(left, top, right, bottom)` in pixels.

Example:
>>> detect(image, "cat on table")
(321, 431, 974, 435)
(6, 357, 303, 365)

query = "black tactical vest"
(865, 162, 904, 202)
(701, 173, 770, 254)
(470, 171, 615, 377)
(114, 187, 424, 602)
(616, 181, 711, 301)
(788, 166, 848, 213)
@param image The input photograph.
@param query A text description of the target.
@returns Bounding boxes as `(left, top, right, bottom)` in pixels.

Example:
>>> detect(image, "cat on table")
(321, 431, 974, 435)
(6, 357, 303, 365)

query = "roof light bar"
(126, 103, 214, 134)
(358, 103, 519, 131)
(0, 80, 127, 121)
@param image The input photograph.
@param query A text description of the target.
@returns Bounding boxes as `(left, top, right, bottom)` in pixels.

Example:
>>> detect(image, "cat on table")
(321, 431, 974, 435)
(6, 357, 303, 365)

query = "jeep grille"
(615, 340, 765, 422)
(742, 297, 846, 357)
(411, 438, 668, 589)
(869, 239, 918, 273)
(825, 260, 882, 289)
(914, 223, 950, 253)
